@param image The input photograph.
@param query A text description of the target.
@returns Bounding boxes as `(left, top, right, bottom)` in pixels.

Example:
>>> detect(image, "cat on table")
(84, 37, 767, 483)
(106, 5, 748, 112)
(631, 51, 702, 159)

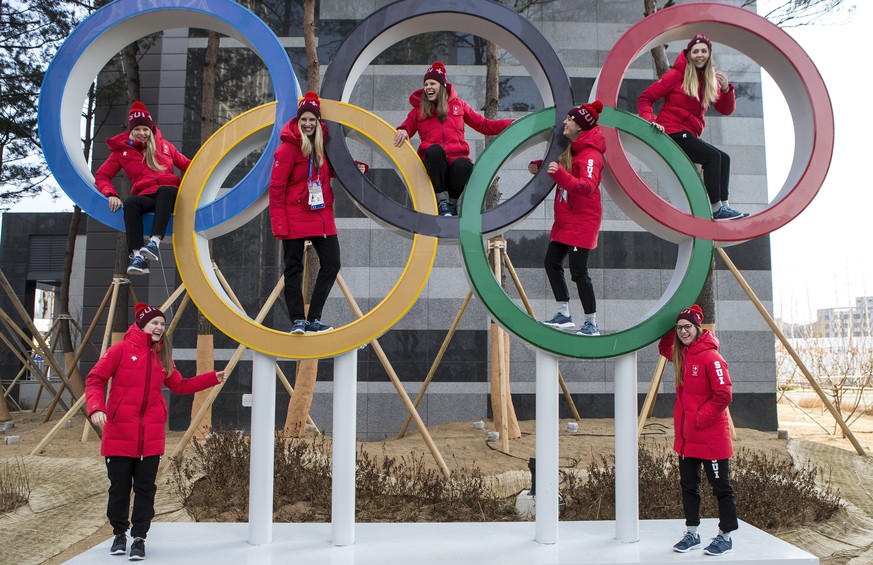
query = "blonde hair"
(419, 86, 449, 122)
(299, 119, 325, 168)
(159, 331, 174, 375)
(558, 143, 573, 172)
(681, 52, 719, 109)
(140, 133, 166, 172)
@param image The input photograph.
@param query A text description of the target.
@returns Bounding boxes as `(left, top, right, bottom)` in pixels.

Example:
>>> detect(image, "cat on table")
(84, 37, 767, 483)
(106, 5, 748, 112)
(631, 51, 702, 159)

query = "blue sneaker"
(542, 312, 575, 330)
(673, 531, 701, 553)
(712, 206, 748, 220)
(703, 535, 733, 556)
(140, 240, 160, 261)
(306, 319, 333, 333)
(577, 320, 600, 336)
(291, 319, 308, 335)
(126, 255, 150, 275)
(437, 200, 453, 217)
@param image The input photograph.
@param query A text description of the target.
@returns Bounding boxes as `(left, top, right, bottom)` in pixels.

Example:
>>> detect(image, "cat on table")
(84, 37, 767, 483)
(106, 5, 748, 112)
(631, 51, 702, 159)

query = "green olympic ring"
(459, 107, 714, 359)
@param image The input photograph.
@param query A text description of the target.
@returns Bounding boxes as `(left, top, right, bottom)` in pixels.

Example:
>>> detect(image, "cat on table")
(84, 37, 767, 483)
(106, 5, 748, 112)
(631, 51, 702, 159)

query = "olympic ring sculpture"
(320, 0, 574, 239)
(173, 101, 438, 359)
(40, 0, 832, 360)
(594, 2, 833, 244)
(38, 0, 300, 237)
(459, 108, 714, 358)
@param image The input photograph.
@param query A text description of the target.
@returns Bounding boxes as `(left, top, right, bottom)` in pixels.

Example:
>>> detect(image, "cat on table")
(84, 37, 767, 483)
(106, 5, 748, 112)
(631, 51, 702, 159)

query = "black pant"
(282, 235, 341, 322)
(679, 456, 738, 533)
(669, 132, 730, 204)
(423, 144, 473, 199)
(123, 186, 178, 252)
(544, 241, 595, 314)
(105, 455, 161, 539)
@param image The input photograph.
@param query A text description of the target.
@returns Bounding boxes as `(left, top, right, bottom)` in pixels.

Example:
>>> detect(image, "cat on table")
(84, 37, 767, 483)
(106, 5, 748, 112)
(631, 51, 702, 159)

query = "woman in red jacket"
(268, 91, 341, 335)
(392, 61, 513, 216)
(86, 303, 225, 560)
(658, 304, 737, 556)
(94, 101, 190, 276)
(638, 34, 748, 221)
(529, 101, 605, 336)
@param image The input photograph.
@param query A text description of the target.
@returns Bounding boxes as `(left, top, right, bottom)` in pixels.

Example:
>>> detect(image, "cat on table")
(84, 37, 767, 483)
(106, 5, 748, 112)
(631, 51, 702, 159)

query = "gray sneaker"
(129, 537, 145, 560)
(306, 319, 333, 333)
(576, 320, 600, 336)
(703, 534, 733, 556)
(110, 533, 127, 555)
(291, 319, 308, 335)
(673, 531, 701, 553)
(126, 255, 150, 275)
(140, 240, 160, 261)
(542, 312, 575, 330)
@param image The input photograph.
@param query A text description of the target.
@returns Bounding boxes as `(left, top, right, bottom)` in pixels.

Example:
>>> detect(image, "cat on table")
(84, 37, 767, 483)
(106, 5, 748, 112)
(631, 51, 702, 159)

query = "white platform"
(65, 519, 818, 564)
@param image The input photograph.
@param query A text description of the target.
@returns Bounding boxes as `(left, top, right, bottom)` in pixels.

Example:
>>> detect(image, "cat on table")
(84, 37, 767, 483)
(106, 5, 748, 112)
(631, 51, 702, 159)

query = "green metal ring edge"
(458, 107, 714, 359)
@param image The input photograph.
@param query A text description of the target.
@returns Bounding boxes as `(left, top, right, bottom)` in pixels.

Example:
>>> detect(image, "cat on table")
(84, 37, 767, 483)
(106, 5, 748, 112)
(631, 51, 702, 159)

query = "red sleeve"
(697, 354, 733, 428)
(658, 330, 676, 361)
(268, 142, 296, 238)
(713, 85, 736, 116)
(397, 108, 419, 139)
(164, 369, 220, 394)
(85, 344, 123, 416)
(462, 100, 512, 136)
(94, 154, 122, 198)
(637, 69, 681, 122)
(548, 148, 602, 197)
(170, 143, 190, 173)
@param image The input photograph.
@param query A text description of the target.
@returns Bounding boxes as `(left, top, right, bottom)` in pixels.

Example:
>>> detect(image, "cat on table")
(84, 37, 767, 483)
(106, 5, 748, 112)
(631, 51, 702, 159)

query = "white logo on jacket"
(131, 356, 138, 362)
(714, 360, 725, 384)
(586, 158, 594, 178)
(691, 364, 699, 377)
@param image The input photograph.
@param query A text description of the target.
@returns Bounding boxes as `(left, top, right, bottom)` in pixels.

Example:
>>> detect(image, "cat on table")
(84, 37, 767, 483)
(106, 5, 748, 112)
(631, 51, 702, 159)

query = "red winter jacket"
(94, 128, 190, 198)
(268, 118, 337, 240)
(85, 324, 219, 458)
(546, 127, 606, 250)
(637, 51, 736, 137)
(659, 329, 733, 460)
(397, 84, 512, 165)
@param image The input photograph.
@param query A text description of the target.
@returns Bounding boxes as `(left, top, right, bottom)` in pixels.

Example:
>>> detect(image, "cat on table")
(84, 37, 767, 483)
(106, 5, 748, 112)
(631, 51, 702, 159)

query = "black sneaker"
(305, 319, 333, 333)
(126, 255, 150, 275)
(129, 537, 145, 560)
(140, 240, 160, 261)
(110, 533, 127, 555)
(437, 200, 452, 216)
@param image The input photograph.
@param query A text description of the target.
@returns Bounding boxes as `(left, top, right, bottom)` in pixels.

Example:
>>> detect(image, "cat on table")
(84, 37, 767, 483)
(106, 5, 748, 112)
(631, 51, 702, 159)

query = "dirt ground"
(1, 392, 872, 564)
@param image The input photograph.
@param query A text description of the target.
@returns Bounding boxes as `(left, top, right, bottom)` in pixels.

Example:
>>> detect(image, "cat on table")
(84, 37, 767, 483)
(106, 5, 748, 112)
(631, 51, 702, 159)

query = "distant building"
(815, 296, 873, 338)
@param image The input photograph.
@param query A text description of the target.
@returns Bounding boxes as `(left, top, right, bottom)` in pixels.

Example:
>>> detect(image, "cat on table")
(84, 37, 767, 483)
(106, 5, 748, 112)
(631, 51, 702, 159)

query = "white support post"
(535, 349, 559, 544)
(248, 351, 276, 545)
(614, 352, 639, 542)
(332, 349, 358, 546)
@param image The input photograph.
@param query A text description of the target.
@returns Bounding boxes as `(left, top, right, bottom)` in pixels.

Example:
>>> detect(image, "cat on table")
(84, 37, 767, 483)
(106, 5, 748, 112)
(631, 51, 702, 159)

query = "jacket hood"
(105, 127, 165, 152)
(685, 328, 720, 354)
(280, 117, 330, 145)
(408, 83, 457, 108)
(672, 50, 688, 74)
(571, 126, 607, 155)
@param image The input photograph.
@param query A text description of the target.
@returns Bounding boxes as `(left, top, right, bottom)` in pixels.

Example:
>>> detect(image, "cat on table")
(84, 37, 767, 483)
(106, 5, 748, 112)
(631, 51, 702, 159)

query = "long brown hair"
(140, 132, 166, 172)
(419, 86, 449, 122)
(672, 323, 701, 387)
(158, 330, 174, 375)
(298, 119, 325, 168)
(558, 143, 573, 172)
(681, 51, 719, 109)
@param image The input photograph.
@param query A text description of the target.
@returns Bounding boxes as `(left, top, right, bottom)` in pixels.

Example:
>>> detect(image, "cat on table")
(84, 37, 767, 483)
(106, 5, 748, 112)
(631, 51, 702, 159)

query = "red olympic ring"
(595, 2, 833, 244)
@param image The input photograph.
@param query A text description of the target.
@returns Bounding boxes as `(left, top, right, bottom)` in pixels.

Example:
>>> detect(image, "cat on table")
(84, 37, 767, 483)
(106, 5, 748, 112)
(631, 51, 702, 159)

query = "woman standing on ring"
(638, 33, 748, 221)
(95, 101, 190, 276)
(268, 91, 341, 335)
(392, 61, 513, 217)
(529, 101, 605, 336)
(659, 304, 738, 556)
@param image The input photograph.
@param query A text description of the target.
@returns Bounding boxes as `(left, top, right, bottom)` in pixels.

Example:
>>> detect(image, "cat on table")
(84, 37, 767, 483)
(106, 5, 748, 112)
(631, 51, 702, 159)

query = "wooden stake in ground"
(285, 242, 318, 437)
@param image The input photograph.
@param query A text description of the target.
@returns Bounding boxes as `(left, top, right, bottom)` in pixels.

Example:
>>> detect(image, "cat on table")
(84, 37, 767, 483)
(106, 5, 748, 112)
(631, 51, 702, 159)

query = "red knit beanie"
(297, 91, 321, 120)
(128, 101, 154, 132)
(567, 100, 603, 131)
(423, 61, 447, 87)
(135, 302, 165, 329)
(676, 304, 704, 327)
(686, 33, 712, 53)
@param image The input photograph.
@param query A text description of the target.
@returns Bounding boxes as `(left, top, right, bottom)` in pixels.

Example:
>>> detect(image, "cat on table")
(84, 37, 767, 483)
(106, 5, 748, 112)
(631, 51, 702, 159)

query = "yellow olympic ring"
(173, 101, 438, 359)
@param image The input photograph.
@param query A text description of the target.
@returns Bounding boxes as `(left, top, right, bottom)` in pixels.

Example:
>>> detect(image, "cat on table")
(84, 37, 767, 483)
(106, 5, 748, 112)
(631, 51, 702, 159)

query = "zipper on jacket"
(137, 342, 154, 458)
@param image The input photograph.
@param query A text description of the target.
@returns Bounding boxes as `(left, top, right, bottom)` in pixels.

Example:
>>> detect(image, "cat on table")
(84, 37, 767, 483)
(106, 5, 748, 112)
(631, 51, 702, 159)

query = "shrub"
(0, 457, 30, 514)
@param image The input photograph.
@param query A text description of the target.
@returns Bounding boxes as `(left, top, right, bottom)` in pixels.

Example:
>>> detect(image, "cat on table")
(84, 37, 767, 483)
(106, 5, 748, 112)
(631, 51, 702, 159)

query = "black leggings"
(679, 456, 738, 534)
(105, 455, 161, 539)
(123, 186, 178, 252)
(422, 144, 473, 199)
(544, 241, 596, 315)
(669, 132, 730, 204)
(282, 235, 341, 323)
